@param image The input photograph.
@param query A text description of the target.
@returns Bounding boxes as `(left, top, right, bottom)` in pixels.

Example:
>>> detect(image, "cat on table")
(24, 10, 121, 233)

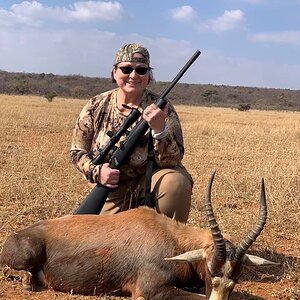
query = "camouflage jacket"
(70, 88, 185, 183)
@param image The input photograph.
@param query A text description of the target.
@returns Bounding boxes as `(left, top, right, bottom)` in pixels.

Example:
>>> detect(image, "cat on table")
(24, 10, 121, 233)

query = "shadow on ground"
(240, 249, 299, 283)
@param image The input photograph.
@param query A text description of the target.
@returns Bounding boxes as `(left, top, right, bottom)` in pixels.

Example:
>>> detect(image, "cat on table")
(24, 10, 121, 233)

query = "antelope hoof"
(20, 270, 33, 291)
(23, 283, 33, 291)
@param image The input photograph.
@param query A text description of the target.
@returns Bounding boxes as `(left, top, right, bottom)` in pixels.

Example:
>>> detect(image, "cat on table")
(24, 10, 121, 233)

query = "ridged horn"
(235, 178, 267, 261)
(205, 171, 226, 261)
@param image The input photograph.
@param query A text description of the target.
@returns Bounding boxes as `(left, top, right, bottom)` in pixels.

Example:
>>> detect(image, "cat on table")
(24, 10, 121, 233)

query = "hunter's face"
(113, 53, 150, 97)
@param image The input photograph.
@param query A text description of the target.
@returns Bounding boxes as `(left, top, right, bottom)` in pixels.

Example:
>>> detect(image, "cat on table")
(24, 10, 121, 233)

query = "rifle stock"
(74, 50, 201, 214)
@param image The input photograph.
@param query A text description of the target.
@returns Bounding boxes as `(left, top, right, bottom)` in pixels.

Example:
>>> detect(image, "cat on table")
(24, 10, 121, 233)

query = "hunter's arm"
(70, 97, 102, 184)
(152, 102, 184, 167)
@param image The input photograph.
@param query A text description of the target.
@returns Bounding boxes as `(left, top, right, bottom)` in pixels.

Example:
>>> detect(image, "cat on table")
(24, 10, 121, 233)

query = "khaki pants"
(100, 165, 193, 223)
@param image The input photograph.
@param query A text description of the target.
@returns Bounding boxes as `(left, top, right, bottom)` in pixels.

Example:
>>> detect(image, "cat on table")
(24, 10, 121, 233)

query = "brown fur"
(0, 207, 212, 298)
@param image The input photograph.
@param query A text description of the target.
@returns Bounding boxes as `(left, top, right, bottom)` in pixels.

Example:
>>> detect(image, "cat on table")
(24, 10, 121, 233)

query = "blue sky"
(1, 1, 300, 89)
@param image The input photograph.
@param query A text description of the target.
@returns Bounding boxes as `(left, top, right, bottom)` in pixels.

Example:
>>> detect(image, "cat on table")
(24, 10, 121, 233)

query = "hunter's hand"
(143, 104, 168, 134)
(99, 163, 120, 189)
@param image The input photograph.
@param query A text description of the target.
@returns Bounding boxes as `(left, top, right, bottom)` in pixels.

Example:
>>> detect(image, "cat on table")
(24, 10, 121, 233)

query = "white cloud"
(0, 8, 13, 26)
(170, 6, 197, 23)
(0, 1, 123, 27)
(250, 31, 300, 45)
(202, 10, 245, 33)
(69, 1, 123, 22)
(10, 1, 44, 26)
(170, 7, 246, 33)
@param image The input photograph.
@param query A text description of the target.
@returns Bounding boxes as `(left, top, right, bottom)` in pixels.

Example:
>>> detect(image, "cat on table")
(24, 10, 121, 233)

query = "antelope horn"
(235, 178, 267, 261)
(205, 172, 226, 261)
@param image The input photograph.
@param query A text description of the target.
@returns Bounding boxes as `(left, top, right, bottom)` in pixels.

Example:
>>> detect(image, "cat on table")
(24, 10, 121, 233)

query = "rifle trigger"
(119, 141, 125, 150)
(111, 157, 120, 168)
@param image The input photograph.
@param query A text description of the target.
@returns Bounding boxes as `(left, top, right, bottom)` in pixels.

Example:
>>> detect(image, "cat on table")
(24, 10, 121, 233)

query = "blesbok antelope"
(0, 173, 277, 299)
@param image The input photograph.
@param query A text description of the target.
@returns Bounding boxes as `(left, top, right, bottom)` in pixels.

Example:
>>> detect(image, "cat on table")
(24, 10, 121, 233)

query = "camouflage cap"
(114, 43, 150, 66)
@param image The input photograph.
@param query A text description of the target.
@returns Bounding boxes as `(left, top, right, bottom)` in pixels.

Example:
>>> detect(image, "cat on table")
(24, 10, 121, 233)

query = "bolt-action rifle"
(74, 50, 201, 215)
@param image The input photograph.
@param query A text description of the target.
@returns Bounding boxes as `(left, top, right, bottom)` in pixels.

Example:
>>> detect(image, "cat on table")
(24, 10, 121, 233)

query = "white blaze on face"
(209, 277, 235, 300)
(208, 261, 235, 300)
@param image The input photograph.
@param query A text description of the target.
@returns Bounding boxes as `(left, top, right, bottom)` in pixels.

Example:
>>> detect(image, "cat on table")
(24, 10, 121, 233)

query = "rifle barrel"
(160, 50, 201, 99)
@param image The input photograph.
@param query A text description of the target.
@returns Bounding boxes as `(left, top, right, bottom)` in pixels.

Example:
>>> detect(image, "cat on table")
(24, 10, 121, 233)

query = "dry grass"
(0, 95, 299, 300)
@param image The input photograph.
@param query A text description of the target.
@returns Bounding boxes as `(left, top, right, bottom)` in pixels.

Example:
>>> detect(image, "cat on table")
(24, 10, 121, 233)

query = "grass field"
(0, 94, 299, 299)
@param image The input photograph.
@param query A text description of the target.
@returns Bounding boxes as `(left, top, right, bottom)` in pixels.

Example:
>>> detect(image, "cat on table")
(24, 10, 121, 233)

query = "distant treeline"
(0, 70, 299, 111)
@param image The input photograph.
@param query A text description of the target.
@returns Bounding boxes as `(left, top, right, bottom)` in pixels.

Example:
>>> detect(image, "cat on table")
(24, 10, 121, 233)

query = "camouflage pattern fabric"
(114, 43, 150, 66)
(70, 88, 185, 184)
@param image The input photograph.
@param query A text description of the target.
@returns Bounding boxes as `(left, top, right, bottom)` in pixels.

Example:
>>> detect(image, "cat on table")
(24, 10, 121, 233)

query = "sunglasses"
(117, 66, 149, 75)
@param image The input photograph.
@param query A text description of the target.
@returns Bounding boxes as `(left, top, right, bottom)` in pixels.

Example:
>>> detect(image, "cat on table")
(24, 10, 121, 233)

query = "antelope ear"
(243, 254, 280, 266)
(165, 249, 206, 263)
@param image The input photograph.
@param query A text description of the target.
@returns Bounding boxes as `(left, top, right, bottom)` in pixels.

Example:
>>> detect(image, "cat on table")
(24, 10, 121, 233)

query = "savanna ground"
(0, 94, 299, 300)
